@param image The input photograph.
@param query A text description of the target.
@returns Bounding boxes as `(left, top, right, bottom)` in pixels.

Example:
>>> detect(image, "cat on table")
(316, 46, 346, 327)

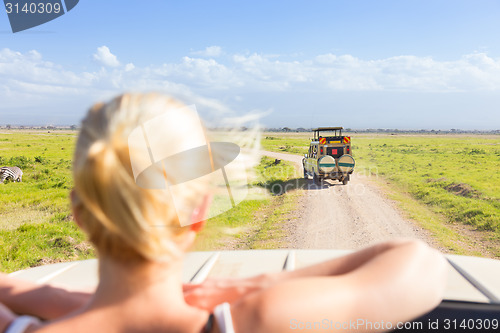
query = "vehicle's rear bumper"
(317, 170, 354, 179)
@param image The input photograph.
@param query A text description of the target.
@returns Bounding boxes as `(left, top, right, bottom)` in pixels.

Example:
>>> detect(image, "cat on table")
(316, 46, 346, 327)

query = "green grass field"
(262, 132, 500, 256)
(0, 132, 75, 228)
(354, 135, 500, 233)
(194, 156, 301, 250)
(0, 131, 94, 272)
(0, 131, 299, 272)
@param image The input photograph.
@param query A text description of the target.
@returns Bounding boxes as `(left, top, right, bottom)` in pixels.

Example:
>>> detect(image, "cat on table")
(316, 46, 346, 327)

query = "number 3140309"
(5, 2, 62, 14)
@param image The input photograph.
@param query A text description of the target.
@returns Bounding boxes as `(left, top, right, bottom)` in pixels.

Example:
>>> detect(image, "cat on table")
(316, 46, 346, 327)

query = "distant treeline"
(1, 125, 498, 135)
(0, 125, 78, 130)
(263, 127, 500, 134)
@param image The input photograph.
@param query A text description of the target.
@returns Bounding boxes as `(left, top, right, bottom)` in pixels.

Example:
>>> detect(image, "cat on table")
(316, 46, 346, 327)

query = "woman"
(0, 93, 447, 332)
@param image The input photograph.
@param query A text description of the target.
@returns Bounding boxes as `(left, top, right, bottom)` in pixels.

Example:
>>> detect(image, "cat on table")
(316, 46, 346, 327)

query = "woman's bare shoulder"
(230, 276, 362, 333)
(229, 241, 446, 333)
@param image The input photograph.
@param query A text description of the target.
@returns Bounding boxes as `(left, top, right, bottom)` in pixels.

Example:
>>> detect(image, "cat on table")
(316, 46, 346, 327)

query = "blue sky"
(1, 0, 500, 129)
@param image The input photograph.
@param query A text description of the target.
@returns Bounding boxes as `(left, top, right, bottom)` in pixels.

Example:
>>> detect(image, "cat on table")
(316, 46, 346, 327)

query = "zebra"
(0, 166, 23, 183)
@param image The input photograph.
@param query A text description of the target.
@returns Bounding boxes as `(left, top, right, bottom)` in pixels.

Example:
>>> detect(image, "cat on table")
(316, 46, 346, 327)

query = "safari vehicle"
(302, 127, 355, 185)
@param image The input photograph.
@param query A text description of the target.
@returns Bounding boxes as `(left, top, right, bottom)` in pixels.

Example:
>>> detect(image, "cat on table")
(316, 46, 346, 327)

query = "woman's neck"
(69, 255, 210, 333)
(89, 255, 186, 308)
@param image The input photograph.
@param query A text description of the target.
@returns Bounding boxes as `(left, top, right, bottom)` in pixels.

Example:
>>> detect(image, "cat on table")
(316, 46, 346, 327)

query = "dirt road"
(263, 151, 436, 250)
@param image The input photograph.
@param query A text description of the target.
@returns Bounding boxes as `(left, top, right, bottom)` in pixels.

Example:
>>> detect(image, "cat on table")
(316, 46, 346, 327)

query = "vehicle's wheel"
(303, 168, 308, 179)
(342, 178, 348, 185)
(313, 173, 323, 186)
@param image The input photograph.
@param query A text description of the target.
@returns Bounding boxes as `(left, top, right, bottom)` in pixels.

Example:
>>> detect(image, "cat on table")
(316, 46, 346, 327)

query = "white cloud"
(125, 63, 135, 71)
(228, 52, 500, 92)
(93, 46, 120, 67)
(1, 47, 500, 127)
(192, 46, 223, 58)
(0, 48, 95, 98)
(0, 48, 235, 124)
(4, 47, 499, 102)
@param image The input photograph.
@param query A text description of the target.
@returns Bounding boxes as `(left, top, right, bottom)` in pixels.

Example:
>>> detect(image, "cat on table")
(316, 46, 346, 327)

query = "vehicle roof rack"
(312, 127, 344, 140)
(312, 127, 343, 131)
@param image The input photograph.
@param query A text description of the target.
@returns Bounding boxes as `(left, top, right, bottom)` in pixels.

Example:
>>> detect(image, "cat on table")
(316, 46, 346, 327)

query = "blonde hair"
(73, 93, 210, 262)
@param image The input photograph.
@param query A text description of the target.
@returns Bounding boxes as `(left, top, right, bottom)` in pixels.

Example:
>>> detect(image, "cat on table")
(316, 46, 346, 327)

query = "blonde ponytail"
(73, 93, 203, 262)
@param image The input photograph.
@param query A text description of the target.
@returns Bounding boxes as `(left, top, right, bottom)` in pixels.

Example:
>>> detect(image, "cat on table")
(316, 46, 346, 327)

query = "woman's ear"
(189, 220, 205, 233)
(190, 194, 212, 233)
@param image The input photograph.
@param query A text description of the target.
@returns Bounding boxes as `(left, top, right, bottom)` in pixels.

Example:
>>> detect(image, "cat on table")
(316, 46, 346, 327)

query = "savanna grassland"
(262, 132, 500, 257)
(1, 130, 499, 273)
(0, 131, 93, 272)
(193, 155, 300, 251)
(0, 130, 297, 272)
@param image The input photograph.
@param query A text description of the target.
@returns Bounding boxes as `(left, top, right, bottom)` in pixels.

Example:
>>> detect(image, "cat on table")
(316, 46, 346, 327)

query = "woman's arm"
(231, 240, 448, 333)
(271, 239, 410, 279)
(184, 239, 419, 310)
(0, 302, 16, 333)
(0, 273, 91, 320)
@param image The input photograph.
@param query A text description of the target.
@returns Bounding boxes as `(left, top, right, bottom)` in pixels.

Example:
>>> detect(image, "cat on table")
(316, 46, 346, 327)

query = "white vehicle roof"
(9, 250, 500, 304)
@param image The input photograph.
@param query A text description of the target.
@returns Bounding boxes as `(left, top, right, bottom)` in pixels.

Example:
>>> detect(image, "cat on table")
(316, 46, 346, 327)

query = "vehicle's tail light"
(320, 147, 323, 154)
(347, 146, 350, 154)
